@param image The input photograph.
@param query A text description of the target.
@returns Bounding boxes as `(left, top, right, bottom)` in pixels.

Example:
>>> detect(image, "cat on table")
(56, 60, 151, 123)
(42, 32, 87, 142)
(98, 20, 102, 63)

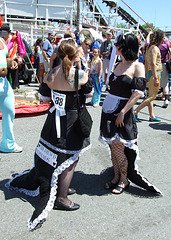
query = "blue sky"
(101, 0, 171, 31)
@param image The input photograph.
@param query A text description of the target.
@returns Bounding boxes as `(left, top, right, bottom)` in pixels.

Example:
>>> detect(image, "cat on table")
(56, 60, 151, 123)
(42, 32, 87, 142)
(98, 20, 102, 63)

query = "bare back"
(44, 65, 88, 91)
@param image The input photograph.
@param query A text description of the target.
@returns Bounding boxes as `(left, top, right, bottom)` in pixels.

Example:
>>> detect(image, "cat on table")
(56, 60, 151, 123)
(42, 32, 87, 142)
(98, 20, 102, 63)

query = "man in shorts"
(42, 31, 55, 73)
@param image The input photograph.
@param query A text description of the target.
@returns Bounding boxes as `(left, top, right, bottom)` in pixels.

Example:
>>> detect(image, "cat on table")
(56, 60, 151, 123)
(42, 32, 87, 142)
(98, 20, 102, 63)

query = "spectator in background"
(100, 31, 113, 87)
(134, 30, 164, 122)
(1, 24, 22, 89)
(77, 37, 92, 72)
(89, 48, 103, 107)
(42, 30, 55, 73)
(34, 38, 43, 82)
(49, 31, 76, 70)
(0, 32, 23, 153)
(36, 39, 45, 83)
(89, 39, 101, 62)
(159, 35, 170, 108)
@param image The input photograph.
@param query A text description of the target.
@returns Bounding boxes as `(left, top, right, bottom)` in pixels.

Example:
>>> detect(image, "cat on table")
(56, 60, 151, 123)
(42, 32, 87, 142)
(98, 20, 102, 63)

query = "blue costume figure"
(89, 40, 100, 61)
(89, 48, 103, 107)
(0, 37, 22, 153)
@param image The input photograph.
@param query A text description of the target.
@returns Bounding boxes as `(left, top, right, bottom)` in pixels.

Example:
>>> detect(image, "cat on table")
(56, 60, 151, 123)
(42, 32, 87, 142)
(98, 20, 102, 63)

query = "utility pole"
(77, 0, 80, 32)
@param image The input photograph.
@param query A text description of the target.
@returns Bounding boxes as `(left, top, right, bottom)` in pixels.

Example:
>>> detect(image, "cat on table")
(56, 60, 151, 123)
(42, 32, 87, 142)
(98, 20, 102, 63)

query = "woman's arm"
(150, 46, 159, 87)
(145, 31, 153, 45)
(115, 91, 141, 127)
(115, 62, 145, 127)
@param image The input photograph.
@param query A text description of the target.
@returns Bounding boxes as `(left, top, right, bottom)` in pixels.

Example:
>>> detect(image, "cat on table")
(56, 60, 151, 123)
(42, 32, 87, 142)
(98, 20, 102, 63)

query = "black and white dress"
(6, 75, 93, 231)
(99, 72, 162, 196)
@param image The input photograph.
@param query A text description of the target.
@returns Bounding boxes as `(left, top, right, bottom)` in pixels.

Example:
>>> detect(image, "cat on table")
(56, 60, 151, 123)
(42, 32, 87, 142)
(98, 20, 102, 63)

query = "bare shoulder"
(43, 66, 59, 84)
(151, 45, 158, 53)
(99, 58, 102, 64)
(134, 61, 144, 69)
(134, 61, 145, 78)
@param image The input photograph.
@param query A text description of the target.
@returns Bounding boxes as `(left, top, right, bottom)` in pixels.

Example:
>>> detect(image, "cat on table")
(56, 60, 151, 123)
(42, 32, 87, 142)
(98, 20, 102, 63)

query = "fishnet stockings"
(110, 141, 128, 185)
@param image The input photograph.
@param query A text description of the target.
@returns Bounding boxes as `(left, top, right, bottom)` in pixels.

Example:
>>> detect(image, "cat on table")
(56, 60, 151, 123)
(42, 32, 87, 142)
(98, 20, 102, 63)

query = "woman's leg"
(91, 84, 100, 106)
(147, 74, 160, 118)
(57, 160, 78, 205)
(91, 74, 102, 106)
(0, 78, 16, 152)
(109, 143, 120, 182)
(135, 73, 160, 118)
(105, 143, 120, 189)
(111, 141, 129, 193)
(148, 100, 154, 118)
(134, 98, 150, 115)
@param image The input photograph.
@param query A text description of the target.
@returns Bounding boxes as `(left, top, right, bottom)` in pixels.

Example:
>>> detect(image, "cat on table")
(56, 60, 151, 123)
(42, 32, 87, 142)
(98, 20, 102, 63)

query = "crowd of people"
(0, 24, 170, 230)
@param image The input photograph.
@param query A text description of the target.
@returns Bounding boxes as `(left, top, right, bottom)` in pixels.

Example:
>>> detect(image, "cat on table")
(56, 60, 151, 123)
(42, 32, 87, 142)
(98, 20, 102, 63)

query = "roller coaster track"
(102, 1, 148, 36)
(84, 0, 148, 36)
(84, 0, 108, 27)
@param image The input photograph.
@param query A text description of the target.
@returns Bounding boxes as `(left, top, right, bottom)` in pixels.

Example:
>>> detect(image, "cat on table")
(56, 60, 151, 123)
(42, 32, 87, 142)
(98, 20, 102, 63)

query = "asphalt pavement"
(0, 83, 171, 240)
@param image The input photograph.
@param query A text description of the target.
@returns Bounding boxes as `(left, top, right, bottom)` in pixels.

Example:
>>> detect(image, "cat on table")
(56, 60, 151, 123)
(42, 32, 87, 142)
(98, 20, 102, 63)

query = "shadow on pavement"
(0, 178, 38, 208)
(149, 122, 171, 134)
(71, 167, 160, 198)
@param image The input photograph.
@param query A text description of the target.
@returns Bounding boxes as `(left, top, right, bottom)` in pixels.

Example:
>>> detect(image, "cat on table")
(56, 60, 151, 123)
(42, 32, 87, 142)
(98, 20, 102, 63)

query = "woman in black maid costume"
(99, 33, 162, 196)
(6, 39, 93, 231)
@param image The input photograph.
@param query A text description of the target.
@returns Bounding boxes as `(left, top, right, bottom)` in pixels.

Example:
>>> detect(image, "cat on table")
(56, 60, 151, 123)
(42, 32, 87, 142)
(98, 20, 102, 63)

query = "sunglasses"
(85, 43, 91, 47)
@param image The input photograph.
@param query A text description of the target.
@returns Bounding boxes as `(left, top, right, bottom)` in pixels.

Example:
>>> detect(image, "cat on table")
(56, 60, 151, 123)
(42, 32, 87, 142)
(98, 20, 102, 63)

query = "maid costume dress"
(99, 71, 162, 196)
(5, 73, 93, 231)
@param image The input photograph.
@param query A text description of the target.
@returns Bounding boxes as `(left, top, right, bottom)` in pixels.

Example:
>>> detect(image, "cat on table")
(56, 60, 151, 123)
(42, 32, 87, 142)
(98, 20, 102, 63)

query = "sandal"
(111, 183, 130, 194)
(104, 181, 118, 190)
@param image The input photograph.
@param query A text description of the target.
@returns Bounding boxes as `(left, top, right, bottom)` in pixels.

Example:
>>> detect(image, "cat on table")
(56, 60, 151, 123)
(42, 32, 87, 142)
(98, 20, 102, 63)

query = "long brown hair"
(57, 39, 77, 81)
(148, 30, 164, 48)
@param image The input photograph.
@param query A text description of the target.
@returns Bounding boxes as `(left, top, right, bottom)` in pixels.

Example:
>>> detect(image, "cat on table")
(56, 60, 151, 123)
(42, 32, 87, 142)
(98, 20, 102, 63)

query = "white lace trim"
(5, 168, 39, 197)
(99, 133, 139, 153)
(133, 161, 163, 195)
(27, 144, 91, 231)
(40, 137, 89, 155)
(99, 133, 140, 165)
